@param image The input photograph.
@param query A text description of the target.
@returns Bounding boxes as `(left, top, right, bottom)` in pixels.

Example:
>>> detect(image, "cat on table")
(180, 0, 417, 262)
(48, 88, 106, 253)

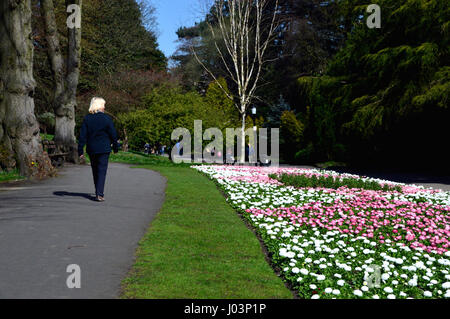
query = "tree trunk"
(240, 111, 246, 163)
(0, 0, 54, 177)
(41, 0, 81, 163)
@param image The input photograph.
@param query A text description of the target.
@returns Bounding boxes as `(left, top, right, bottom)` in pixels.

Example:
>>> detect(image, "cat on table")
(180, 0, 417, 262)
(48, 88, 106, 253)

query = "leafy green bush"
(37, 112, 55, 134)
(280, 110, 304, 162)
(119, 79, 239, 152)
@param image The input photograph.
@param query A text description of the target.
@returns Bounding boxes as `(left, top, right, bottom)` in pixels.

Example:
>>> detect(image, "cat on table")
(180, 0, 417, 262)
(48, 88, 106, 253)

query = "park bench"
(42, 140, 69, 168)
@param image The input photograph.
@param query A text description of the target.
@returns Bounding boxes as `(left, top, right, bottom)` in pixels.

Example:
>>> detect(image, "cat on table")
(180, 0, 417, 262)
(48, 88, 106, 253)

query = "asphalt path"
(0, 163, 166, 299)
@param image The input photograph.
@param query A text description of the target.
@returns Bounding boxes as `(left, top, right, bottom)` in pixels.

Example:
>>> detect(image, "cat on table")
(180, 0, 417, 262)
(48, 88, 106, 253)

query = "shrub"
(37, 112, 55, 135)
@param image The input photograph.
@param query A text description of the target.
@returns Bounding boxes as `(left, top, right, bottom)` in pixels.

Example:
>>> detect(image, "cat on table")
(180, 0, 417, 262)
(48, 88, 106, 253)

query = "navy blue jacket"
(78, 113, 119, 156)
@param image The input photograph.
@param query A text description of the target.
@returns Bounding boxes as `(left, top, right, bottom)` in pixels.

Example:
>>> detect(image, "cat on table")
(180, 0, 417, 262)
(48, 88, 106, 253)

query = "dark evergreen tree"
(298, 0, 449, 169)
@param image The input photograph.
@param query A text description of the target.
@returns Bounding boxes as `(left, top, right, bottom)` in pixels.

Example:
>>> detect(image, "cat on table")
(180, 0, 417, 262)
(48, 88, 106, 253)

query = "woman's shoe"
(95, 196, 105, 202)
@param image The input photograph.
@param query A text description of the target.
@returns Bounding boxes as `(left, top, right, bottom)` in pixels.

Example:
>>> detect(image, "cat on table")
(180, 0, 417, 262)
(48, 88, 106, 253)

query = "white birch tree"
(192, 0, 280, 163)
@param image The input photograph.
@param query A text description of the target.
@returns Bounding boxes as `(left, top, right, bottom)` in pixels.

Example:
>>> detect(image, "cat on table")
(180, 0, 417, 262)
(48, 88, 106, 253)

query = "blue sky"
(153, 0, 207, 58)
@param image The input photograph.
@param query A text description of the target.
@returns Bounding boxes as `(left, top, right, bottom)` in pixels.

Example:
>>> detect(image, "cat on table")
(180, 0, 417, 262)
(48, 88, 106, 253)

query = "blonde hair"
(89, 97, 106, 114)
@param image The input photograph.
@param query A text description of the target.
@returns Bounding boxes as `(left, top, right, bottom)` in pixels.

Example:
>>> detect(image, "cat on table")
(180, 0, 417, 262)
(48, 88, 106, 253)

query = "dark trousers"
(89, 153, 110, 197)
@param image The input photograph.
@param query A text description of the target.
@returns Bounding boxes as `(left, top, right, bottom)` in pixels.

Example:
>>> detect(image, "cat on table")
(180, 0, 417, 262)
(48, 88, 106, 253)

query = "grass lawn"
(0, 169, 25, 183)
(115, 153, 292, 299)
(110, 151, 182, 167)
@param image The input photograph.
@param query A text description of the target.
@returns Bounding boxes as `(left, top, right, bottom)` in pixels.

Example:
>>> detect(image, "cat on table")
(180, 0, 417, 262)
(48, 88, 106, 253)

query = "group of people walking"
(144, 143, 166, 156)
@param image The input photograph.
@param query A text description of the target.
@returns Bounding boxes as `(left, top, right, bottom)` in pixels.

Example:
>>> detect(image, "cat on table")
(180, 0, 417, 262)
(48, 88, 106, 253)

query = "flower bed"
(193, 165, 450, 299)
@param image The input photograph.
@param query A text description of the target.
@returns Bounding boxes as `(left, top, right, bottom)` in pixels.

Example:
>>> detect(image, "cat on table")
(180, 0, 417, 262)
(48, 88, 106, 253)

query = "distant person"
(245, 143, 250, 163)
(226, 148, 234, 165)
(144, 143, 150, 155)
(78, 97, 118, 202)
(248, 143, 256, 164)
(217, 150, 222, 163)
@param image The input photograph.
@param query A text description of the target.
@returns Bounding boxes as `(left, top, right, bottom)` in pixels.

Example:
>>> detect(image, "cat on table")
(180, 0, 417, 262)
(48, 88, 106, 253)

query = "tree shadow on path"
(53, 191, 96, 201)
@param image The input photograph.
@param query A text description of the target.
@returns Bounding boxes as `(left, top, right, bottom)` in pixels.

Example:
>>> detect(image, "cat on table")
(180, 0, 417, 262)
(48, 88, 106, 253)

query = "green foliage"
(119, 81, 239, 151)
(118, 110, 157, 150)
(203, 78, 240, 129)
(0, 144, 11, 171)
(40, 133, 54, 141)
(298, 0, 450, 168)
(280, 110, 304, 162)
(271, 173, 403, 193)
(37, 112, 55, 134)
(32, 0, 166, 114)
(79, 0, 166, 90)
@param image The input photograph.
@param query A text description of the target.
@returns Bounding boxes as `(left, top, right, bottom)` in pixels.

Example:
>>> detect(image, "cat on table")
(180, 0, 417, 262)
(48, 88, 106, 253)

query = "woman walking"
(78, 97, 119, 202)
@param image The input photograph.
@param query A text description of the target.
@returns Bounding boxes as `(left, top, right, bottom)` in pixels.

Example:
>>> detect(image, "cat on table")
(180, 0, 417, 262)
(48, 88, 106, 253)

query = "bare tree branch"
(193, 0, 280, 162)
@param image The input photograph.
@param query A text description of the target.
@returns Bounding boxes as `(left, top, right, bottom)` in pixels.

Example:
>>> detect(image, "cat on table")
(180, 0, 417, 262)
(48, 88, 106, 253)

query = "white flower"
(361, 286, 369, 292)
(424, 291, 432, 297)
(384, 287, 393, 293)
(372, 295, 380, 299)
(408, 278, 418, 287)
(337, 280, 345, 286)
(443, 282, 450, 289)
(292, 267, 300, 274)
(286, 252, 296, 258)
(317, 275, 326, 281)
(300, 269, 309, 275)
(310, 284, 317, 289)
(325, 288, 332, 294)
(353, 290, 363, 297)
(332, 289, 340, 295)
(408, 266, 417, 272)
(311, 294, 320, 299)
(387, 294, 396, 299)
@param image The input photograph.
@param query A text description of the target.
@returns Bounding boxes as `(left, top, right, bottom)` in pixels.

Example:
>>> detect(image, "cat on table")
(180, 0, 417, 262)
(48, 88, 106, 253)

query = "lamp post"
(251, 106, 258, 166)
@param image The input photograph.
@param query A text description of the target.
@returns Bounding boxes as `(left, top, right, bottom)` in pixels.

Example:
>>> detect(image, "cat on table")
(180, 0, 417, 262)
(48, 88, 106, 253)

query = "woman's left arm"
(107, 119, 119, 153)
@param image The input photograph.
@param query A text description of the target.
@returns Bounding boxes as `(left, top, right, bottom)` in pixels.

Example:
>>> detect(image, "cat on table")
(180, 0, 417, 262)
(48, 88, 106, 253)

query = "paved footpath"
(0, 163, 166, 299)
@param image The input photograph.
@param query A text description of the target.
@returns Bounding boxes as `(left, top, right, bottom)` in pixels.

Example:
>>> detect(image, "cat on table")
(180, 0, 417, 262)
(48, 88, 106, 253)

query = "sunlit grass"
(0, 169, 25, 183)
(116, 152, 292, 299)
